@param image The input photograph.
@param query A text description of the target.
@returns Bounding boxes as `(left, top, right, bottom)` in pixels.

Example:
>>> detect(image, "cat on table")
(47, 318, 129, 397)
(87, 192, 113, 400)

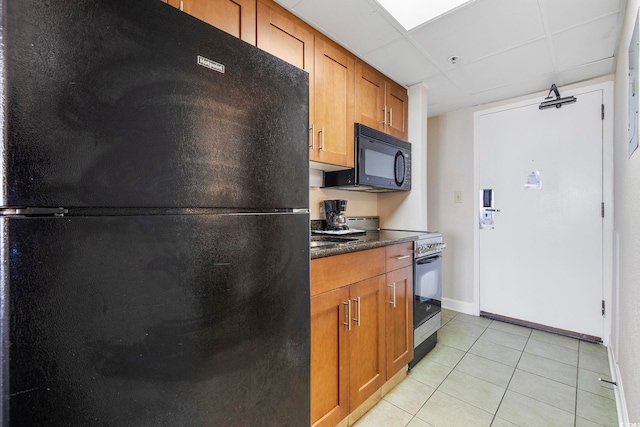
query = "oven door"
(414, 253, 442, 329)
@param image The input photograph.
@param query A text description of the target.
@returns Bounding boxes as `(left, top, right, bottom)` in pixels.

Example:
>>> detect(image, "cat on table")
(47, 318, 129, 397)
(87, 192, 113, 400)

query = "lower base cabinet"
(310, 275, 385, 427)
(311, 286, 350, 427)
(349, 275, 386, 409)
(385, 265, 414, 378)
(311, 244, 413, 427)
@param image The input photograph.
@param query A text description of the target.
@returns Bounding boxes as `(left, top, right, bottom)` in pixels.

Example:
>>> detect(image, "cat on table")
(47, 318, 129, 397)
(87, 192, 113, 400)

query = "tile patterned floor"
(354, 309, 618, 427)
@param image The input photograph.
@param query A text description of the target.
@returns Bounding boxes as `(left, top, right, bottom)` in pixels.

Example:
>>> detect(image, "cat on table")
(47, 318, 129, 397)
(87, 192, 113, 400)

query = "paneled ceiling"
(274, 0, 626, 117)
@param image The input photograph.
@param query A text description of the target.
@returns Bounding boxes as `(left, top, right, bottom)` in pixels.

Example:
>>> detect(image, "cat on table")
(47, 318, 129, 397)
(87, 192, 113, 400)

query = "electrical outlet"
(319, 202, 324, 214)
(454, 191, 463, 203)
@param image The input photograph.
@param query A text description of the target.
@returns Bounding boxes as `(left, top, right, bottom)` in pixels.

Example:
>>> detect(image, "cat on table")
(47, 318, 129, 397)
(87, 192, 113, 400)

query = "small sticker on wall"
(525, 171, 542, 189)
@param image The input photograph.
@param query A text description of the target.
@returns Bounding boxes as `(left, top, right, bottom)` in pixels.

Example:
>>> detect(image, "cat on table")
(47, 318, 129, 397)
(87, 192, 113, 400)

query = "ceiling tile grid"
(362, 38, 442, 85)
(274, 0, 625, 117)
(407, 0, 547, 71)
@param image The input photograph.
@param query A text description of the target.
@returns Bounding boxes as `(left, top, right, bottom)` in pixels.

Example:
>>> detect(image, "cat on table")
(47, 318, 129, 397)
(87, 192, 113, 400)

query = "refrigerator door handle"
(1, 207, 68, 217)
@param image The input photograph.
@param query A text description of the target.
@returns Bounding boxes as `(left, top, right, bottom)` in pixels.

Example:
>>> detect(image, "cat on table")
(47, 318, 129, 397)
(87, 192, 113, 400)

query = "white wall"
(613, 0, 640, 422)
(427, 110, 475, 309)
(379, 84, 429, 230)
(308, 173, 378, 220)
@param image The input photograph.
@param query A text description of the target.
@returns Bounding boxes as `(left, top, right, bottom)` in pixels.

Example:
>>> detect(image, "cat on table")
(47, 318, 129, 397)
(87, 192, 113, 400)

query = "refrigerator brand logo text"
(197, 56, 225, 74)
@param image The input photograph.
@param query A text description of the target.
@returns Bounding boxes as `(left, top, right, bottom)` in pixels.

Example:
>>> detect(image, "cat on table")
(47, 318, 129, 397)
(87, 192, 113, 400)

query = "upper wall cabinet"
(257, 4, 354, 168)
(163, 0, 406, 168)
(256, 0, 315, 156)
(356, 61, 408, 141)
(313, 36, 355, 168)
(164, 0, 257, 45)
(256, 0, 314, 72)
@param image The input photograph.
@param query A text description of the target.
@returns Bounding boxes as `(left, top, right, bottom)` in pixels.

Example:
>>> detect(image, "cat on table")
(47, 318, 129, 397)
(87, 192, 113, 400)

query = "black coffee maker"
(324, 199, 348, 230)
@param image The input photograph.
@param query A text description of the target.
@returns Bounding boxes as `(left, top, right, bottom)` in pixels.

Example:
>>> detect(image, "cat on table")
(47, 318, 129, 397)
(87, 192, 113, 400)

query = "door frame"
(472, 80, 614, 345)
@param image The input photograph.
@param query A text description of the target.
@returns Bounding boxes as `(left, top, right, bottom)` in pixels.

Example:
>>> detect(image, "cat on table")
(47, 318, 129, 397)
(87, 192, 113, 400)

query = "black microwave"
(323, 123, 411, 192)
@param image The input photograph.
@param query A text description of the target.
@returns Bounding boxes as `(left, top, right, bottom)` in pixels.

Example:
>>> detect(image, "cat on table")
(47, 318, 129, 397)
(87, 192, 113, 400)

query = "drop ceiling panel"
(428, 98, 477, 117)
(363, 38, 441, 85)
(469, 73, 557, 105)
(446, 39, 554, 94)
(555, 58, 615, 84)
(290, 0, 402, 56)
(551, 14, 619, 70)
(409, 0, 546, 71)
(273, 0, 624, 117)
(540, 0, 621, 33)
(421, 73, 468, 105)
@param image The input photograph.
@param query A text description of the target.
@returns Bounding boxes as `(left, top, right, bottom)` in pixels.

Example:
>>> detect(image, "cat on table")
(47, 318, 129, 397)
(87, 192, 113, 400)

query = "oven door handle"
(417, 256, 440, 265)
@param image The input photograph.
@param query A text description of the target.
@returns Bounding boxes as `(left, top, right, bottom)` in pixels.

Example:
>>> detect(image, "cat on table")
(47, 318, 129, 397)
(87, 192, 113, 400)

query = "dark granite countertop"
(310, 230, 431, 259)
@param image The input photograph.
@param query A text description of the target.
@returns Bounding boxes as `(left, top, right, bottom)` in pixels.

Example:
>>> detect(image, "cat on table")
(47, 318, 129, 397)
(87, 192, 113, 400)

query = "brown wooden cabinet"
(169, 0, 256, 44)
(161, 0, 408, 168)
(348, 275, 386, 409)
(310, 274, 386, 427)
(256, 4, 356, 168)
(355, 61, 408, 141)
(384, 243, 414, 378)
(256, 0, 315, 160)
(312, 36, 355, 167)
(256, 0, 314, 72)
(311, 249, 385, 427)
(311, 243, 414, 426)
(311, 286, 350, 427)
(385, 265, 413, 378)
(161, 0, 181, 7)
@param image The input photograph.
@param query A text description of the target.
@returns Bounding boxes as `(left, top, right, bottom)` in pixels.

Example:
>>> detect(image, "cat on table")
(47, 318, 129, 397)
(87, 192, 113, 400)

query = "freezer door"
(3, 0, 309, 209)
(1, 213, 310, 426)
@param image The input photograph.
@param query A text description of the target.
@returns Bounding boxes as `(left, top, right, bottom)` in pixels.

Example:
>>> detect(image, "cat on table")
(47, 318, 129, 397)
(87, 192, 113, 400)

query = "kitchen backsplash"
(309, 185, 378, 221)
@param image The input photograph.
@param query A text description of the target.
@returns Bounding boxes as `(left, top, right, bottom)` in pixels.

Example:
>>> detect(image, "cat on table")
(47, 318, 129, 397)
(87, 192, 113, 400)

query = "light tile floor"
(354, 309, 618, 427)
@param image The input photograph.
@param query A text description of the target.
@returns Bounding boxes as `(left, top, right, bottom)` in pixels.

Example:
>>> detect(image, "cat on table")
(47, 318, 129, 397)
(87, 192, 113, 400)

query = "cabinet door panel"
(181, 0, 256, 44)
(386, 80, 408, 141)
(162, 0, 181, 7)
(311, 248, 385, 296)
(311, 287, 350, 427)
(256, 0, 314, 158)
(257, 1, 313, 71)
(314, 37, 354, 167)
(355, 62, 385, 133)
(386, 266, 414, 378)
(349, 276, 386, 408)
(385, 242, 413, 272)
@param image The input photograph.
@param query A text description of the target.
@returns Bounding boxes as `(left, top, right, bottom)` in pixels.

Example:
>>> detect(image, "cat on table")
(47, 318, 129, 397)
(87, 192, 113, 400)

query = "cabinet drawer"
(311, 248, 385, 296)
(385, 243, 413, 272)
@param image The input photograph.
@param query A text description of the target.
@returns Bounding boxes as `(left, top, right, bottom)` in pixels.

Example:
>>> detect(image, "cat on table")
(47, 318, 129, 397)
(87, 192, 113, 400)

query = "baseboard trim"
(441, 298, 475, 315)
(480, 311, 602, 343)
(608, 346, 629, 425)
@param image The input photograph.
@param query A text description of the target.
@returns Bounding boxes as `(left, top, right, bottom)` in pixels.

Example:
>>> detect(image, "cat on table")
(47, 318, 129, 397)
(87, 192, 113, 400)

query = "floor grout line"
(358, 311, 617, 427)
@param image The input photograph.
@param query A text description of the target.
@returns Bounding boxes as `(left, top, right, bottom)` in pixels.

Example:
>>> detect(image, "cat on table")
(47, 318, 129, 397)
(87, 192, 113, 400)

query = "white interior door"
(478, 88, 604, 339)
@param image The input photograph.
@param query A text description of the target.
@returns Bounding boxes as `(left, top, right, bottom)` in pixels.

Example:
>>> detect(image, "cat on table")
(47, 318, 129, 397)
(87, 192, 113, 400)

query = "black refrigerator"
(0, 1, 310, 425)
